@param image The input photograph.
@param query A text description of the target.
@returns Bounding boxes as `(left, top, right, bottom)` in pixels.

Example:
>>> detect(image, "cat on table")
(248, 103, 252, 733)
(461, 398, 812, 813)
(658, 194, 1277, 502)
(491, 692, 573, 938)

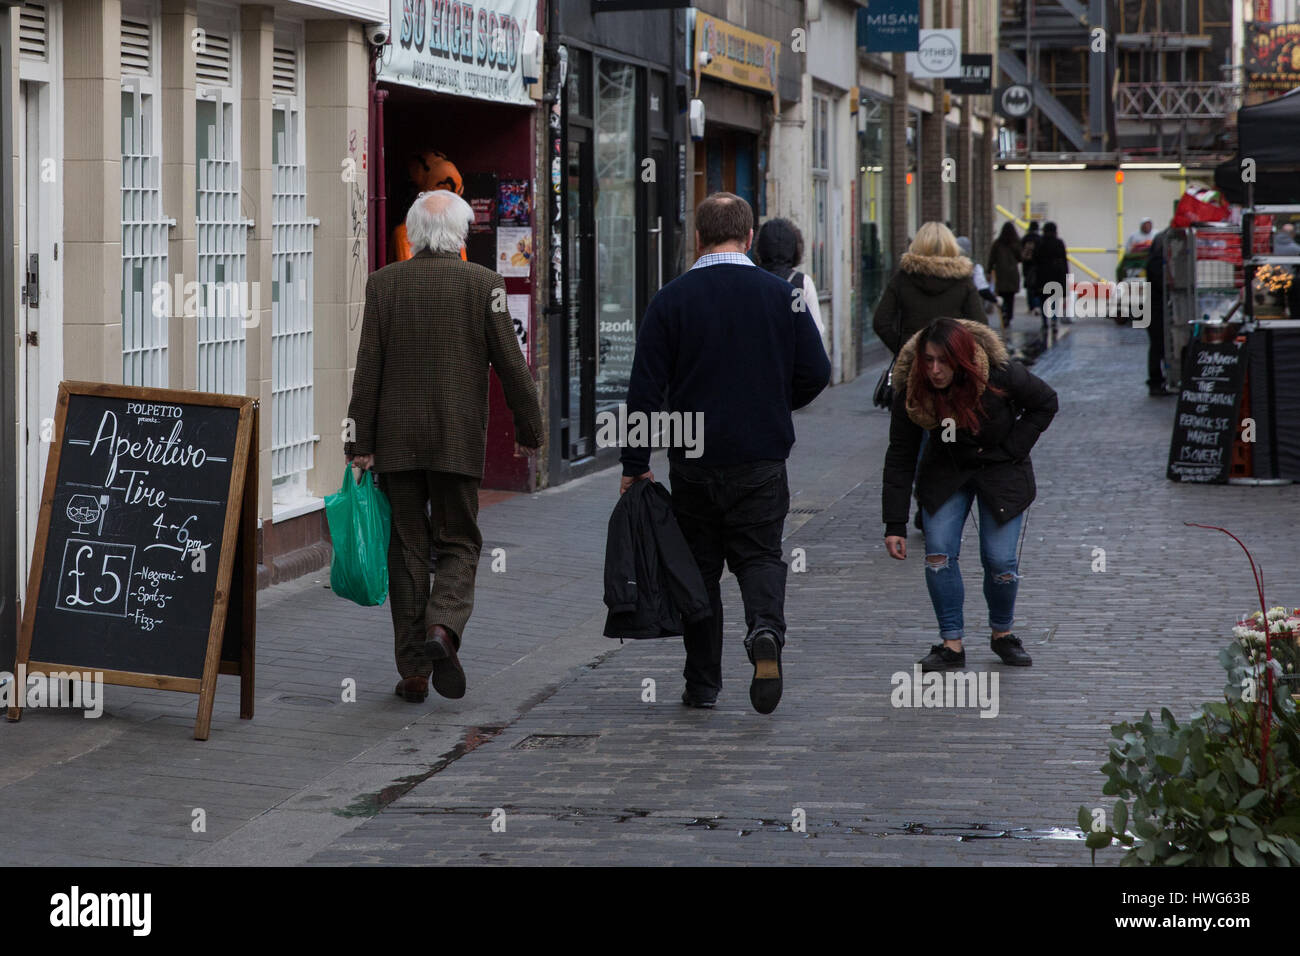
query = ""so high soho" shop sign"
(383, 0, 535, 106)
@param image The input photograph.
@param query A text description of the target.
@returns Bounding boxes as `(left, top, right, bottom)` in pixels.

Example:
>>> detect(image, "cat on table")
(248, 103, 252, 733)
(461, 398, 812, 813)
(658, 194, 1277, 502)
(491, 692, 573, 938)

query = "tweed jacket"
(344, 249, 543, 477)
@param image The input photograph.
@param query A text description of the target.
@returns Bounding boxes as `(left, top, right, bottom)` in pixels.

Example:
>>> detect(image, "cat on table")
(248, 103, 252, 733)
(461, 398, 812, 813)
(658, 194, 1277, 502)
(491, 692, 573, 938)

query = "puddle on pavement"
(335, 725, 505, 818)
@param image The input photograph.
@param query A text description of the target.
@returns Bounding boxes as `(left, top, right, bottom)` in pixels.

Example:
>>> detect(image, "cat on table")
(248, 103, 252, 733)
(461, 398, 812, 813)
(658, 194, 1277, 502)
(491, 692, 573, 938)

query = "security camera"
(697, 50, 713, 68)
(366, 22, 390, 47)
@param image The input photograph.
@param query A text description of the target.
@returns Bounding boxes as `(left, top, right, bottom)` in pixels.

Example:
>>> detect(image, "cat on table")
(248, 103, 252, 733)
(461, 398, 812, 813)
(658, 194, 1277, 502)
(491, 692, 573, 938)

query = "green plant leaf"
(1114, 800, 1128, 834)
(1166, 851, 1194, 865)
(1085, 831, 1112, 850)
(1233, 844, 1257, 866)
(1077, 806, 1093, 831)
(1133, 818, 1158, 840)
(1155, 754, 1181, 773)
(1236, 758, 1260, 786)
(1238, 789, 1267, 810)
(1209, 829, 1229, 842)
(1214, 844, 1230, 867)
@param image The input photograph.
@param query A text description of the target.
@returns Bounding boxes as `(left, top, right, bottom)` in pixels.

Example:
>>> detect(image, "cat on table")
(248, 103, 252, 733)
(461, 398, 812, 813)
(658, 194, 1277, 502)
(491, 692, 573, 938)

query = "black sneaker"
(990, 633, 1033, 666)
(748, 631, 783, 715)
(919, 643, 965, 672)
(681, 689, 717, 709)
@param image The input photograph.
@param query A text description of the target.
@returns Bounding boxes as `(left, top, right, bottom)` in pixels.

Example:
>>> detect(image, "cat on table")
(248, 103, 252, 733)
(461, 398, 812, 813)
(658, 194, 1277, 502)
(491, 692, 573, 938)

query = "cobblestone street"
(4, 318, 1295, 866)
(303, 318, 1299, 865)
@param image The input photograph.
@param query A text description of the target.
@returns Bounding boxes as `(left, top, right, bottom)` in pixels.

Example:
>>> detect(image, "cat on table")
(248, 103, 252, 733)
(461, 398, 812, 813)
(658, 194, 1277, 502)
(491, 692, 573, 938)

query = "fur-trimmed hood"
(898, 252, 974, 296)
(893, 319, 1011, 430)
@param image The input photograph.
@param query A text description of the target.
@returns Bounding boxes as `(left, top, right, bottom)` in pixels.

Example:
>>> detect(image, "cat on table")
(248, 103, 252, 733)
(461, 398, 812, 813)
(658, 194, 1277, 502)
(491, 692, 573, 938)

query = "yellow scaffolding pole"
(1115, 172, 1126, 270)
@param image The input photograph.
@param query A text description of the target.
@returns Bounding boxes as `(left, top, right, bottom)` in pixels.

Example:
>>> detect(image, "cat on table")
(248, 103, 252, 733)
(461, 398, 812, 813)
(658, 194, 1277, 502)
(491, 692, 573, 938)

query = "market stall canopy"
(1214, 88, 1300, 205)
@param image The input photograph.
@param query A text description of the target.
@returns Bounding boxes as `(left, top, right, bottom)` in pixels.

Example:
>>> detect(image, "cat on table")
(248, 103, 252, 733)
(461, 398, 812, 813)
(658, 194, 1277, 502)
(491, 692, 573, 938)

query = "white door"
(17, 80, 62, 593)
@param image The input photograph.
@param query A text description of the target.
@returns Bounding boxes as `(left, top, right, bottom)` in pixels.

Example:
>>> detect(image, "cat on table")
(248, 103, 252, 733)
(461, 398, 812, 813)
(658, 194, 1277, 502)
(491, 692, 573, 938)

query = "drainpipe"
(374, 87, 388, 270)
(368, 41, 388, 272)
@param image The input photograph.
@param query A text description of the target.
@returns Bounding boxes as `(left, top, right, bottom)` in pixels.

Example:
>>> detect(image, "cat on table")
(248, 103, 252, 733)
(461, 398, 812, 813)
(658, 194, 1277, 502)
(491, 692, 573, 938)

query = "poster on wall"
(380, 0, 536, 106)
(1246, 23, 1300, 93)
(469, 197, 496, 235)
(497, 227, 532, 277)
(506, 294, 529, 357)
(498, 180, 531, 226)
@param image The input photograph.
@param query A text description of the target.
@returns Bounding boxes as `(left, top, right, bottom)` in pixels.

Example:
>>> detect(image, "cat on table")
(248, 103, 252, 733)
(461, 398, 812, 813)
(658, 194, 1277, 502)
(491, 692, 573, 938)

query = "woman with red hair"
(882, 317, 1058, 671)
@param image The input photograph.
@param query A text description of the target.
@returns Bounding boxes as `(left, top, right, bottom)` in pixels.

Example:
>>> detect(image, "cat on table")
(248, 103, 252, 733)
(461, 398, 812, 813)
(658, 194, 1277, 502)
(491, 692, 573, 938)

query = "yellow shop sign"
(695, 13, 780, 95)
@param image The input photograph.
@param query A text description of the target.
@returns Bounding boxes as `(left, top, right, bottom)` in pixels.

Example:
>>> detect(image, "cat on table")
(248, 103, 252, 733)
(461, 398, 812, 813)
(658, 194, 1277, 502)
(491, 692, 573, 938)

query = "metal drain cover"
(513, 734, 599, 751)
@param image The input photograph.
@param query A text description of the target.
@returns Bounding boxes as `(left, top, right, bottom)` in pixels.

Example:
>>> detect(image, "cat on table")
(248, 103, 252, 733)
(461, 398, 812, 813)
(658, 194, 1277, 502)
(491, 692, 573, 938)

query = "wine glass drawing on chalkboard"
(66, 495, 109, 536)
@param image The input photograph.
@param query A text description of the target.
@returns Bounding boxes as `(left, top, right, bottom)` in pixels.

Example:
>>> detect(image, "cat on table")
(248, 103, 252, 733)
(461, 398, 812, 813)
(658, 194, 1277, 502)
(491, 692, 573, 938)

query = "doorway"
(16, 77, 62, 595)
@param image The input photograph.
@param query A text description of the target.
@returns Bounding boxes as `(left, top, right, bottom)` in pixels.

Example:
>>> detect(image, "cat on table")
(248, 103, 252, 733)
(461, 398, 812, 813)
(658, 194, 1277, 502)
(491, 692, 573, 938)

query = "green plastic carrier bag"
(325, 464, 392, 606)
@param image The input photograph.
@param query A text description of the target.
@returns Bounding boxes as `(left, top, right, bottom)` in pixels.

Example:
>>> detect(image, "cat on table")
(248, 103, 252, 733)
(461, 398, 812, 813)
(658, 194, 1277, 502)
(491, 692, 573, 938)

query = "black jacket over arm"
(604, 480, 711, 639)
(881, 322, 1059, 538)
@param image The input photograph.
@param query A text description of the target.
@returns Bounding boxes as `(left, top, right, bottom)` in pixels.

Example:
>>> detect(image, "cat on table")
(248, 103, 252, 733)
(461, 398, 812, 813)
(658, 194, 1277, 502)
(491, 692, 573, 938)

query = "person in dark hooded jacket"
(756, 218, 825, 337)
(1033, 221, 1070, 329)
(872, 221, 987, 354)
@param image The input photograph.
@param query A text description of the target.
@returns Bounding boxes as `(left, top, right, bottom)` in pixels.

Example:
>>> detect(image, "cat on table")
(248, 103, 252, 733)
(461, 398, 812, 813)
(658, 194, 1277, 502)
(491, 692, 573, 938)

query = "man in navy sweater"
(620, 192, 831, 714)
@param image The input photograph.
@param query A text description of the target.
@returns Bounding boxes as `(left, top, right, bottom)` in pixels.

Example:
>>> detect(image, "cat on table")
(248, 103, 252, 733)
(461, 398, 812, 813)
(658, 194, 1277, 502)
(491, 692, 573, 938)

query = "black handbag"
(873, 289, 903, 409)
(872, 358, 896, 409)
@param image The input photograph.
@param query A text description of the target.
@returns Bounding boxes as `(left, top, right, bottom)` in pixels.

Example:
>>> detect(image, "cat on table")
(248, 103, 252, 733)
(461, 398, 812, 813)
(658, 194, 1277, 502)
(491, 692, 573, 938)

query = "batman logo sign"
(1001, 85, 1032, 117)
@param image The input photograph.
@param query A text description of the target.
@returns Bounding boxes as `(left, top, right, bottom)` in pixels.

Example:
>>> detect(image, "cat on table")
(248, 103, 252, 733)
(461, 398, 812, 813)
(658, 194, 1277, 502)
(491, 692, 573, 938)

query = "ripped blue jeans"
(921, 483, 1025, 642)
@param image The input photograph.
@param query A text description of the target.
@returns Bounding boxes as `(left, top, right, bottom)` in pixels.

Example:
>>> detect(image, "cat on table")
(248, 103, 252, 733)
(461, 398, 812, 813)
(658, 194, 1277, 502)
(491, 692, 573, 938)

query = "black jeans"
(669, 459, 790, 698)
(999, 293, 1015, 326)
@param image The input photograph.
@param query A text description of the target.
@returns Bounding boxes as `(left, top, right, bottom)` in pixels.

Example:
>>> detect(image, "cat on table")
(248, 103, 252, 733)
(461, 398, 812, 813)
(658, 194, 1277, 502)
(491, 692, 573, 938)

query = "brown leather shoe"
(394, 675, 428, 703)
(425, 625, 466, 699)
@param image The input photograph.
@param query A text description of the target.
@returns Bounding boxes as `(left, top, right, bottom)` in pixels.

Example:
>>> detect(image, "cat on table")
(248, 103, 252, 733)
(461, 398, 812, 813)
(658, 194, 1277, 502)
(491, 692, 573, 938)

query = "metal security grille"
(196, 99, 248, 395)
(121, 85, 171, 386)
(270, 102, 316, 484)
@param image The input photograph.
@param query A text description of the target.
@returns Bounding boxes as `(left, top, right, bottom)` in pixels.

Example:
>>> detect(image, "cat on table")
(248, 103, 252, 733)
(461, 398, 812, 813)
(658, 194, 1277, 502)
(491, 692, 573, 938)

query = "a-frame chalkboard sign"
(7, 382, 258, 740)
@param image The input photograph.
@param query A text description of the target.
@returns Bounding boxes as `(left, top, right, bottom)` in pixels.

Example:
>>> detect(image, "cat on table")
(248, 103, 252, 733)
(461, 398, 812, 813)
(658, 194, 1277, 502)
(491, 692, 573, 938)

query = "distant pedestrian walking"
(956, 236, 999, 321)
(756, 217, 826, 338)
(1145, 220, 1175, 397)
(882, 318, 1058, 672)
(872, 222, 987, 355)
(986, 222, 1023, 329)
(620, 192, 831, 714)
(1020, 221, 1042, 314)
(345, 190, 544, 704)
(1033, 222, 1070, 329)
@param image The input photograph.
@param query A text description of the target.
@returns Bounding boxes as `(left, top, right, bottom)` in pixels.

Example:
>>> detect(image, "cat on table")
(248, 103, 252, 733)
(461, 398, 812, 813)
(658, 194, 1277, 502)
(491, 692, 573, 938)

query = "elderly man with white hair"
(345, 189, 543, 703)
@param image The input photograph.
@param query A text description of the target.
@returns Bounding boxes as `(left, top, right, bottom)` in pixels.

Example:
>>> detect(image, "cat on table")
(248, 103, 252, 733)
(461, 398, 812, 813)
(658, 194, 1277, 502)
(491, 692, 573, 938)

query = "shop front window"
(811, 93, 830, 294)
(858, 94, 891, 364)
(594, 59, 639, 412)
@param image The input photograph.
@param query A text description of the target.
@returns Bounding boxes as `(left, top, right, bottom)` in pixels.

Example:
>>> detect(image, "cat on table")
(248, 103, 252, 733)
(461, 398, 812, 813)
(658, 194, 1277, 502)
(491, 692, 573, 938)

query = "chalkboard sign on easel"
(7, 382, 258, 739)
(1167, 339, 1250, 483)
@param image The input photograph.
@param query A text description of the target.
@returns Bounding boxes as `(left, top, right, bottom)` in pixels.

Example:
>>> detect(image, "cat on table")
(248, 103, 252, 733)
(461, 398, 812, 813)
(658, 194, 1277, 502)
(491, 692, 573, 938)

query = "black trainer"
(681, 689, 717, 709)
(748, 631, 783, 715)
(990, 633, 1033, 666)
(919, 643, 965, 672)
